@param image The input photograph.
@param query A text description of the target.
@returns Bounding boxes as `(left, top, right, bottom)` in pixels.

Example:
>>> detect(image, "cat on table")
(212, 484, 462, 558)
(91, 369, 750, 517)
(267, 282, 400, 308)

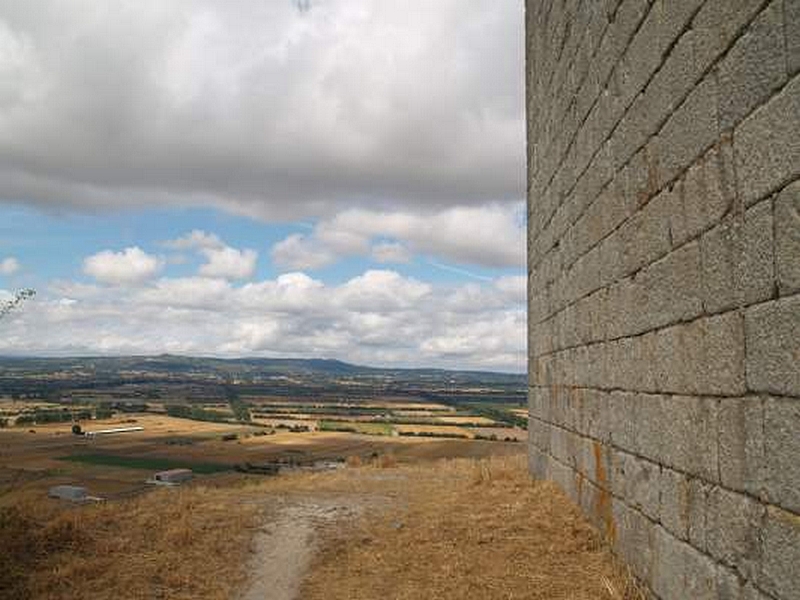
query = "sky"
(0, 0, 526, 372)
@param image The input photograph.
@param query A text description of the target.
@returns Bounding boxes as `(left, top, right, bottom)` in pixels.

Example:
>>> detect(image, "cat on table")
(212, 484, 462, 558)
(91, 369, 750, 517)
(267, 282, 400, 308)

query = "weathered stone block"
(717, 0, 787, 131)
(610, 450, 661, 520)
(615, 190, 673, 277)
(633, 392, 665, 462)
(718, 397, 766, 496)
(735, 73, 800, 206)
(775, 180, 800, 295)
(693, 0, 766, 72)
(660, 467, 691, 541)
(652, 526, 718, 600)
(745, 295, 800, 396)
(788, 0, 800, 75)
(668, 140, 736, 248)
(706, 487, 765, 579)
(651, 74, 719, 190)
(632, 241, 704, 332)
(658, 395, 719, 482)
(613, 499, 657, 584)
(758, 506, 800, 599)
(687, 478, 711, 552)
(608, 390, 638, 452)
(764, 396, 800, 513)
(699, 199, 774, 313)
(647, 312, 746, 396)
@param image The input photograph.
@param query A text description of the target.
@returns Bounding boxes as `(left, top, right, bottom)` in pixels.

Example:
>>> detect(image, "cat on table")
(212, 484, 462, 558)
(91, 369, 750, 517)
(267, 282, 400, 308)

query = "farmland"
(0, 356, 527, 506)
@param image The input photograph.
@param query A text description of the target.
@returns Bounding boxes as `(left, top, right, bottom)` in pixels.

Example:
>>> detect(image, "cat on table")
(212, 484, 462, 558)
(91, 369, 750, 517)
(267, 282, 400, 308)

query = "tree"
(0, 289, 35, 322)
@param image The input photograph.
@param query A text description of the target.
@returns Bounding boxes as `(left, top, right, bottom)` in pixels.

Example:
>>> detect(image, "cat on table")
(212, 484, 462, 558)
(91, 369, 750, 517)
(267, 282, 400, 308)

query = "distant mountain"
(0, 354, 525, 384)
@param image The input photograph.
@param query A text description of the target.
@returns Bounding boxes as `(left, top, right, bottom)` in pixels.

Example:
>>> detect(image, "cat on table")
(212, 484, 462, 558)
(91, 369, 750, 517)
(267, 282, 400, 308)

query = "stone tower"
(525, 2, 800, 598)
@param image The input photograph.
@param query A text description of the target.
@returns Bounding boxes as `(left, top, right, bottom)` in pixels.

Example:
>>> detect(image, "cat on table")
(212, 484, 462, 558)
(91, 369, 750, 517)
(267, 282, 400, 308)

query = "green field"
(59, 453, 231, 474)
(318, 420, 394, 436)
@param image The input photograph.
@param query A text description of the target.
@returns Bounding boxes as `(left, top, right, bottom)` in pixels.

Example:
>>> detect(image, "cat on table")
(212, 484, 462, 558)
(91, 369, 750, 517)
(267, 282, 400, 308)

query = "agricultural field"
(0, 356, 527, 510)
(0, 406, 525, 508)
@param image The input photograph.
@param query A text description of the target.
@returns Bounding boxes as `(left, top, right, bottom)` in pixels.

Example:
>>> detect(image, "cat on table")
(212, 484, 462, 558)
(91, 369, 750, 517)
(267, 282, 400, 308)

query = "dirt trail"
(241, 500, 357, 600)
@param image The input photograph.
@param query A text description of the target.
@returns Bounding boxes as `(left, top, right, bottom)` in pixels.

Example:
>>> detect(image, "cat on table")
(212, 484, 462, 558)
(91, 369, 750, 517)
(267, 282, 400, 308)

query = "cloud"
(272, 203, 524, 270)
(271, 234, 336, 270)
(165, 230, 257, 280)
(0, 257, 20, 275)
(164, 230, 224, 251)
(1, 269, 525, 371)
(371, 241, 411, 264)
(83, 247, 163, 285)
(199, 246, 257, 280)
(0, 1, 523, 219)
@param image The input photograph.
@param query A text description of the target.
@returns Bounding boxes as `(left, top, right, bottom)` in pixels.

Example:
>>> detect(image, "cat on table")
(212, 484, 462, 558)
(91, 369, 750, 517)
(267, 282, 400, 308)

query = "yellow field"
(435, 415, 496, 425)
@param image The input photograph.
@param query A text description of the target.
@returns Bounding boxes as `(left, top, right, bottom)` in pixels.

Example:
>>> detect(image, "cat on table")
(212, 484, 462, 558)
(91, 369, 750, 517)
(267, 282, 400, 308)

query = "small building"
(153, 468, 193, 485)
(48, 485, 88, 502)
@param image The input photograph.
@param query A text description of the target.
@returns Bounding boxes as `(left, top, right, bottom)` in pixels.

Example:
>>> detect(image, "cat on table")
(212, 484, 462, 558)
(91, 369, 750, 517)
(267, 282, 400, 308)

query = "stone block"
(716, 567, 776, 600)
(693, 0, 766, 72)
(699, 199, 774, 314)
(528, 446, 550, 480)
(528, 417, 551, 453)
(735, 73, 800, 206)
(717, 1, 787, 131)
(788, 0, 800, 75)
(706, 487, 765, 580)
(660, 467, 691, 541)
(652, 526, 718, 600)
(610, 449, 661, 520)
(651, 74, 719, 190)
(658, 395, 719, 482)
(669, 140, 736, 248)
(616, 189, 673, 276)
(607, 390, 637, 452)
(745, 295, 800, 396)
(687, 478, 711, 552)
(718, 397, 766, 496)
(758, 506, 800, 599)
(613, 499, 657, 584)
(577, 388, 605, 442)
(631, 241, 704, 332)
(638, 313, 746, 396)
(633, 392, 665, 462)
(775, 180, 800, 295)
(764, 396, 800, 513)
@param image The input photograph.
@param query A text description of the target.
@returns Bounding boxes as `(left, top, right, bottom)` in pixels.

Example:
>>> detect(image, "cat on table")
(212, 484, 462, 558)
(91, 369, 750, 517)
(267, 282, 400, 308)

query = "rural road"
(241, 499, 357, 600)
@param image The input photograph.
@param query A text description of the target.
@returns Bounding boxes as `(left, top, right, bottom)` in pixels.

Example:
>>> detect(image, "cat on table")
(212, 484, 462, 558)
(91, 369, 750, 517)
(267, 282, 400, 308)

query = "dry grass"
(301, 455, 644, 600)
(1, 452, 643, 600)
(0, 484, 262, 600)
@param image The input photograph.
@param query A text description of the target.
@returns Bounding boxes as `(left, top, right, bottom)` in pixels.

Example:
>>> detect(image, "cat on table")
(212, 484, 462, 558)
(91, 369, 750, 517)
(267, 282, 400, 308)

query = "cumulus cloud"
(165, 230, 257, 280)
(0, 257, 20, 275)
(0, 1, 523, 218)
(83, 247, 163, 285)
(1, 269, 525, 371)
(271, 234, 336, 270)
(272, 203, 524, 270)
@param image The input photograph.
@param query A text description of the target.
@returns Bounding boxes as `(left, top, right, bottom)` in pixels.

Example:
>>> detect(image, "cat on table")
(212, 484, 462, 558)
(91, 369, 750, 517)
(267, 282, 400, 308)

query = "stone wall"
(525, 1, 800, 598)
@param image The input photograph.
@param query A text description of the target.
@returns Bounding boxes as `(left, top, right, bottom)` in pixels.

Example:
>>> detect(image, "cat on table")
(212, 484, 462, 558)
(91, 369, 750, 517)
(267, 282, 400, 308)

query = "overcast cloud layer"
(0, 0, 524, 218)
(0, 1, 525, 370)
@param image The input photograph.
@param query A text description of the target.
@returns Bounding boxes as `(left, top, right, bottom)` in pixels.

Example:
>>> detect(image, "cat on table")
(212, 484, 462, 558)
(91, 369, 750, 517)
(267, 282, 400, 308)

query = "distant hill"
(0, 354, 525, 387)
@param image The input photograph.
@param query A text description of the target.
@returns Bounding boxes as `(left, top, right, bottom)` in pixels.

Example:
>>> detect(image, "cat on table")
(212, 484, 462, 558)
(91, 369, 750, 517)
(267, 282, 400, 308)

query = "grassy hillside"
(1, 455, 642, 600)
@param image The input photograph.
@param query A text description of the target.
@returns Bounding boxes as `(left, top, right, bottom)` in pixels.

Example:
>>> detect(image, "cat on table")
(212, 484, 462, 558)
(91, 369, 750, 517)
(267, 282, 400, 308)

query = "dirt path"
(241, 499, 358, 600)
